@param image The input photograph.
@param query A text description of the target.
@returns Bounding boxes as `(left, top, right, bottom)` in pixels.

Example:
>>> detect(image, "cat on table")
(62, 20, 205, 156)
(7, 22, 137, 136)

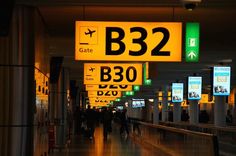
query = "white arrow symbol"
(188, 51, 196, 59)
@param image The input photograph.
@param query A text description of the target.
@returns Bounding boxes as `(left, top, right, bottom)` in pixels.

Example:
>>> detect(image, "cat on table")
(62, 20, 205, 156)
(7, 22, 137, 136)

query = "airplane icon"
(85, 29, 96, 37)
(89, 67, 95, 72)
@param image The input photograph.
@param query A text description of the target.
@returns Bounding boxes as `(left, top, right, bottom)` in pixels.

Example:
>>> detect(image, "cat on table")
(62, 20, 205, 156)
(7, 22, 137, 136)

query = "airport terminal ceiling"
(17, 0, 236, 96)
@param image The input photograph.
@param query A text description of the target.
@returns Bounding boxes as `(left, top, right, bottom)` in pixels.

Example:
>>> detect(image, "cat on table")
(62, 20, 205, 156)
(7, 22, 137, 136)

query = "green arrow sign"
(185, 23, 200, 62)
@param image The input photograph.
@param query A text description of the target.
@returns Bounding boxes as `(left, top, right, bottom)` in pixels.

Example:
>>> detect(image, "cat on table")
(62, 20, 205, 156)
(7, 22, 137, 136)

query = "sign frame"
(188, 76, 202, 100)
(172, 83, 184, 103)
(76, 21, 182, 62)
(213, 66, 231, 96)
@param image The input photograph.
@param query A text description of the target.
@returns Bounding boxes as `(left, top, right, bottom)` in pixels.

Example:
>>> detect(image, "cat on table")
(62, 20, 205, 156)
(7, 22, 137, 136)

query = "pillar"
(189, 100, 199, 124)
(173, 102, 181, 122)
(153, 98, 159, 124)
(162, 87, 169, 122)
(0, 6, 35, 156)
(233, 94, 236, 125)
(214, 96, 226, 127)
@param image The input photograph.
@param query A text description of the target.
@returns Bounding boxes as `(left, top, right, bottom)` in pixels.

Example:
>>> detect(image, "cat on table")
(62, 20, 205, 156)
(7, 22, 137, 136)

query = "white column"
(153, 98, 159, 124)
(173, 102, 181, 122)
(233, 94, 236, 125)
(189, 100, 199, 124)
(162, 87, 169, 122)
(214, 96, 226, 127)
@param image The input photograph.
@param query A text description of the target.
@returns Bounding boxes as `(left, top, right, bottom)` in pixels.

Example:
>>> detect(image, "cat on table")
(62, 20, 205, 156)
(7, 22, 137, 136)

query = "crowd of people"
(74, 105, 130, 141)
(74, 105, 233, 141)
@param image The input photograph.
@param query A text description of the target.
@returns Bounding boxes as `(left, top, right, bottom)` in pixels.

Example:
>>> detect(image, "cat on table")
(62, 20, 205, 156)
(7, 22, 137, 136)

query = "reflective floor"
(49, 124, 168, 156)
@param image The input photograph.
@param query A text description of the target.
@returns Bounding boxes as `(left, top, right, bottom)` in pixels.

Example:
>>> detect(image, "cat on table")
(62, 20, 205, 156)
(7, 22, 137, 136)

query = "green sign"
(185, 23, 200, 62)
(125, 91, 134, 96)
(144, 79, 152, 86)
(133, 85, 140, 91)
(115, 98, 121, 102)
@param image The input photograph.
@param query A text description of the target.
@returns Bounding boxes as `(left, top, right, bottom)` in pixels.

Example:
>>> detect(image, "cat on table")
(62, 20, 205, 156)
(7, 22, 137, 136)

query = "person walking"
(120, 109, 129, 137)
(102, 107, 113, 141)
(85, 105, 96, 140)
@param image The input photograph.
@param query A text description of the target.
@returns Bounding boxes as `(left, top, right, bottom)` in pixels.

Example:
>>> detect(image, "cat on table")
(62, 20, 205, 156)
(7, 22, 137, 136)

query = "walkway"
(49, 124, 167, 156)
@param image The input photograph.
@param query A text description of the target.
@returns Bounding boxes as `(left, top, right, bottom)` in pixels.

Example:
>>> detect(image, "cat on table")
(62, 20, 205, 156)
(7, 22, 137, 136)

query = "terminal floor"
(49, 124, 168, 156)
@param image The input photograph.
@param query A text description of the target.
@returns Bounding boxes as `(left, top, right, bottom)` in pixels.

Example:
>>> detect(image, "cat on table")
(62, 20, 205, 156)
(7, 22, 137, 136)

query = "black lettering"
(112, 91, 118, 96)
(151, 27, 170, 56)
(100, 66, 111, 82)
(106, 27, 125, 55)
(97, 91, 103, 96)
(105, 91, 110, 96)
(129, 27, 147, 56)
(113, 66, 123, 82)
(99, 85, 107, 89)
(110, 85, 118, 89)
(126, 66, 137, 82)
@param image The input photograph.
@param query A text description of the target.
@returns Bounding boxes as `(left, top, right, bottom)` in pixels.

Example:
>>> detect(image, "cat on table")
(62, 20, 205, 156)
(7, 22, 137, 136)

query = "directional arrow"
(188, 51, 196, 59)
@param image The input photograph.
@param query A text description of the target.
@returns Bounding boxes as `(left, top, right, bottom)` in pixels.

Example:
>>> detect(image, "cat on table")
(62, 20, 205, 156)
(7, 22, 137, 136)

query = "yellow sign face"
(75, 21, 182, 62)
(87, 91, 122, 98)
(86, 84, 132, 91)
(84, 63, 142, 85)
(89, 97, 116, 104)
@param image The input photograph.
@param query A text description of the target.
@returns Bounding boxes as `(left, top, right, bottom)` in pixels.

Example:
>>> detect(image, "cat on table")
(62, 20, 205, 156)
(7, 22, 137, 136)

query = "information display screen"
(213, 66, 231, 96)
(188, 76, 202, 100)
(172, 83, 184, 102)
(131, 99, 145, 108)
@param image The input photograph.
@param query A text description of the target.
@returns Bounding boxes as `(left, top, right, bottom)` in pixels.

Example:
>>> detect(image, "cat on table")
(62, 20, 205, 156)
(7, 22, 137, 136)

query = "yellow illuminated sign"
(76, 21, 182, 62)
(89, 97, 116, 104)
(86, 84, 132, 91)
(84, 63, 142, 85)
(87, 91, 122, 98)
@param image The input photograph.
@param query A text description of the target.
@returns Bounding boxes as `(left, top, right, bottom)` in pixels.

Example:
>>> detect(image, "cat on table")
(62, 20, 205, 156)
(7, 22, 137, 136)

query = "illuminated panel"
(86, 84, 132, 91)
(172, 83, 184, 102)
(84, 63, 142, 85)
(76, 21, 182, 62)
(188, 76, 202, 100)
(87, 91, 122, 98)
(213, 66, 231, 96)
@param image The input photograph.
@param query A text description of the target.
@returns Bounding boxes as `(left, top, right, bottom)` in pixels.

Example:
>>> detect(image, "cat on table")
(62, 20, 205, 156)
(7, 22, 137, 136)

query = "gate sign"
(172, 83, 184, 102)
(87, 91, 122, 98)
(84, 63, 142, 85)
(86, 84, 132, 91)
(76, 21, 182, 62)
(89, 97, 116, 104)
(213, 66, 231, 96)
(188, 76, 202, 100)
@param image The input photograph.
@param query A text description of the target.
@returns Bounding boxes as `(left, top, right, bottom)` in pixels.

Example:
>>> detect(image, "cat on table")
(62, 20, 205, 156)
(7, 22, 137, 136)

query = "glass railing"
(130, 120, 218, 156)
(159, 121, 236, 155)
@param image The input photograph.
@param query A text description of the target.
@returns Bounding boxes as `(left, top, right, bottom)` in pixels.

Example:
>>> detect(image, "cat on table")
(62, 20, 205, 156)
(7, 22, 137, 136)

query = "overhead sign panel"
(86, 84, 132, 91)
(84, 63, 142, 85)
(76, 21, 182, 62)
(172, 83, 184, 102)
(213, 66, 231, 96)
(185, 23, 200, 62)
(89, 97, 116, 105)
(188, 76, 202, 100)
(87, 91, 122, 98)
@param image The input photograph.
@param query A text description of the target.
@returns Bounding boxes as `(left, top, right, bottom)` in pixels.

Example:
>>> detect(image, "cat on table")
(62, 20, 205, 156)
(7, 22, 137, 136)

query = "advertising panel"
(188, 76, 202, 100)
(172, 83, 184, 102)
(213, 66, 231, 96)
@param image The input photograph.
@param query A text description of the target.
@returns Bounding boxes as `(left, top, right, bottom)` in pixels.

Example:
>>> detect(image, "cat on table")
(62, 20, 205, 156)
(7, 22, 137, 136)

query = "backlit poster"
(188, 76, 202, 100)
(172, 83, 184, 102)
(213, 66, 231, 96)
